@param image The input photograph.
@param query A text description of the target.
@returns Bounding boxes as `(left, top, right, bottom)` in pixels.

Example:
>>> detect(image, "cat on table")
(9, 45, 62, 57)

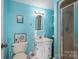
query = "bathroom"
(1, 0, 78, 59)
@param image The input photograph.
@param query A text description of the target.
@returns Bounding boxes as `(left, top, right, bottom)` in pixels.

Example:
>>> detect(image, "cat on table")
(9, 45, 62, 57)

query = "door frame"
(1, 0, 4, 59)
(57, 1, 64, 59)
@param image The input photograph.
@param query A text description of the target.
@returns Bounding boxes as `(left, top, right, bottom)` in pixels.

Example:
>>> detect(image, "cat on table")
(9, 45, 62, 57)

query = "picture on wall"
(16, 15, 24, 23)
(14, 33, 26, 43)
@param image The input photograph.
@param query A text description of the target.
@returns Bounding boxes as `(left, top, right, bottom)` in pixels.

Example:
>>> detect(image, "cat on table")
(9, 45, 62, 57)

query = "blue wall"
(3, 0, 10, 59)
(4, 1, 54, 59)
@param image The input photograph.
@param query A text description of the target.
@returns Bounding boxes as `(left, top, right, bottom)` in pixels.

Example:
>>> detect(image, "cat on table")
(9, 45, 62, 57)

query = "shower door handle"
(1, 43, 7, 48)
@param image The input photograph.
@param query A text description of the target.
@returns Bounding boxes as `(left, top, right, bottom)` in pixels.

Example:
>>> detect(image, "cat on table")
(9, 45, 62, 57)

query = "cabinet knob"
(48, 55, 50, 57)
(37, 48, 38, 50)
(48, 48, 50, 49)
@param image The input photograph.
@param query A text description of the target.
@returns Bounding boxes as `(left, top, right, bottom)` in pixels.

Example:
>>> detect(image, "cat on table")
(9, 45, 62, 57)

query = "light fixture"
(34, 9, 45, 16)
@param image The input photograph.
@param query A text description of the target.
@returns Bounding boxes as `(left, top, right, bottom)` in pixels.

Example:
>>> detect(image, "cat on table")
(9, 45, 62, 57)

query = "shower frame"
(57, 1, 78, 59)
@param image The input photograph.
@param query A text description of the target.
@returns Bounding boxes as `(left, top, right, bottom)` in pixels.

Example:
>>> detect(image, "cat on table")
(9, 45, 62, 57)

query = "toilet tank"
(12, 42, 28, 54)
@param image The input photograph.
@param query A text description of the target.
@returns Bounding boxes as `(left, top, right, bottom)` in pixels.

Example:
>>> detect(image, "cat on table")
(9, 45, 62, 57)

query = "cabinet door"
(36, 45, 44, 59)
(44, 44, 52, 59)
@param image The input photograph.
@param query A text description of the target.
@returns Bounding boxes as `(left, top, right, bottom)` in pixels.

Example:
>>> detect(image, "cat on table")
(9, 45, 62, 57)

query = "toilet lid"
(13, 53, 27, 59)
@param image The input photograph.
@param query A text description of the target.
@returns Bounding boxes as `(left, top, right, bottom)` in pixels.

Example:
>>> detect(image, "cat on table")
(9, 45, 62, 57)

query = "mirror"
(35, 15, 42, 30)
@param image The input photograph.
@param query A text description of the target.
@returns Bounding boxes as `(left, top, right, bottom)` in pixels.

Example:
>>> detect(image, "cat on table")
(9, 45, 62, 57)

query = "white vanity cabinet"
(34, 38, 53, 59)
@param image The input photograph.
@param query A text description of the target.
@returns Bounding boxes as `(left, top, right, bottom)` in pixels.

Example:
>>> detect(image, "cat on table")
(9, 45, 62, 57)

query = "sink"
(34, 36, 53, 43)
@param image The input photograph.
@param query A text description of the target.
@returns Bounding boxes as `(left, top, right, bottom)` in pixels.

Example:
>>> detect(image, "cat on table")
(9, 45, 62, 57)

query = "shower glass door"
(60, 1, 78, 59)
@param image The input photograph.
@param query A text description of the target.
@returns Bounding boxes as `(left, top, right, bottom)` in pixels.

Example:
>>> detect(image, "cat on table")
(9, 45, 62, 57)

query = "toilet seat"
(13, 53, 27, 59)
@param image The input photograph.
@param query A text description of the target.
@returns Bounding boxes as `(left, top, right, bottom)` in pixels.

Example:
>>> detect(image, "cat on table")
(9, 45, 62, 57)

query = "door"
(62, 5, 74, 59)
(61, 2, 78, 59)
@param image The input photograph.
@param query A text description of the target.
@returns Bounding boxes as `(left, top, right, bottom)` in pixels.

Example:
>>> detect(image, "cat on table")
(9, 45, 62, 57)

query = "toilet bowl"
(12, 42, 28, 59)
(13, 53, 27, 59)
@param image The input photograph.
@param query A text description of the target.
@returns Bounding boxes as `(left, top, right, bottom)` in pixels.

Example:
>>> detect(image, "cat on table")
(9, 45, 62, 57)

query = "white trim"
(1, 0, 4, 43)
(1, 0, 4, 59)
(57, 1, 64, 59)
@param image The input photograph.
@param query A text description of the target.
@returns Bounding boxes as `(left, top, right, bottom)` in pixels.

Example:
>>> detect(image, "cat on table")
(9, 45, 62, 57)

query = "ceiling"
(12, 0, 54, 10)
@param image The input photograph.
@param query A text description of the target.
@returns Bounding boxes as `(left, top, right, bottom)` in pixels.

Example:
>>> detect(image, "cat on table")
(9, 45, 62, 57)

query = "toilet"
(12, 42, 28, 59)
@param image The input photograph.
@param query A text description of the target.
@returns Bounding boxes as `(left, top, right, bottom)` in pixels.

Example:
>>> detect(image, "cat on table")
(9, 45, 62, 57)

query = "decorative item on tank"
(14, 33, 26, 43)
